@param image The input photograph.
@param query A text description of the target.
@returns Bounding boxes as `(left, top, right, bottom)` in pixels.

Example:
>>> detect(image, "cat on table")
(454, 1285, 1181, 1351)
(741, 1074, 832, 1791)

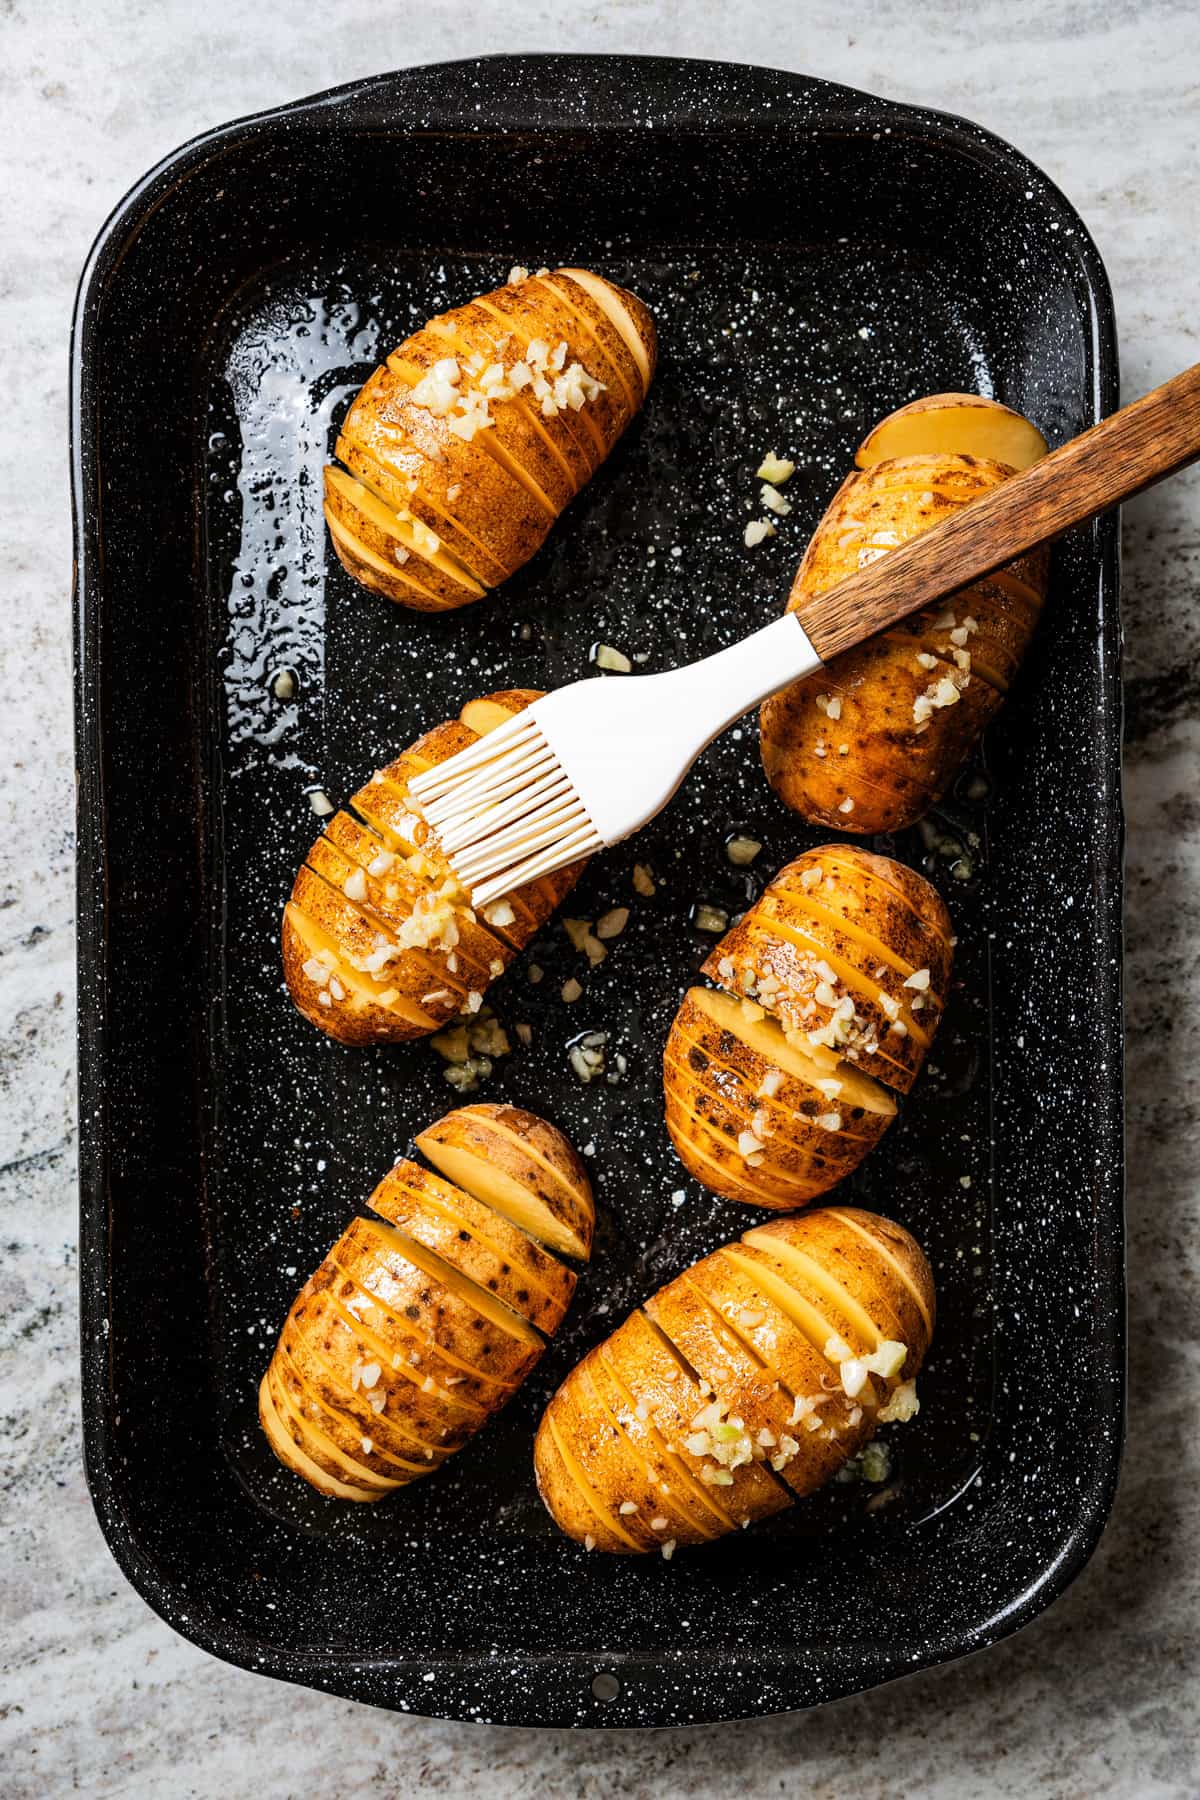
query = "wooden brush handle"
(796, 361, 1200, 663)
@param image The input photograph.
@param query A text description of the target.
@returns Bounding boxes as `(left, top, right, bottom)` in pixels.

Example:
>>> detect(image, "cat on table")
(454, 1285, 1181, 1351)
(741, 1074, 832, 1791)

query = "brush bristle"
(407, 715, 602, 905)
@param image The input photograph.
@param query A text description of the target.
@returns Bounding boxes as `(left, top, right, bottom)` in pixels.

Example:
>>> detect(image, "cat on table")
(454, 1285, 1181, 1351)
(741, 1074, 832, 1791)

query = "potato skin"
(534, 1206, 934, 1553)
(261, 1110, 586, 1502)
(283, 689, 585, 1046)
(703, 844, 953, 1096)
(760, 448, 1049, 833)
(329, 268, 656, 607)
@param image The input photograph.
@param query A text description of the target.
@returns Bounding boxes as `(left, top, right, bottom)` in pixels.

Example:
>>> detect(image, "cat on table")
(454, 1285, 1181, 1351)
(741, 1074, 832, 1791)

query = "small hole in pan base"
(591, 1671, 621, 1702)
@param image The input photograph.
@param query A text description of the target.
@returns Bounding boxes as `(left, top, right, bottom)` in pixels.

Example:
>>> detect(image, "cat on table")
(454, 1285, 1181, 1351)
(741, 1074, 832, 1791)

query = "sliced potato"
(284, 688, 585, 1046)
(323, 464, 485, 608)
(702, 845, 953, 1096)
(535, 1206, 934, 1552)
(261, 1104, 592, 1502)
(328, 268, 655, 608)
(258, 1372, 379, 1502)
(599, 1312, 788, 1530)
(855, 391, 1049, 471)
(416, 1103, 594, 1260)
(761, 416, 1051, 833)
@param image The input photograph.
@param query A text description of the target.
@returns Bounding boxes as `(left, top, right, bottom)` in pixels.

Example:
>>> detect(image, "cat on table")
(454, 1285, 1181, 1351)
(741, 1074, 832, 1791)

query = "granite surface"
(2, 2, 1198, 1794)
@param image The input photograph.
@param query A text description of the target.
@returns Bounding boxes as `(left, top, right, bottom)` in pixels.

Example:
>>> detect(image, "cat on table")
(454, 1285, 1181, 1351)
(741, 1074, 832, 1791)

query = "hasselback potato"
(534, 1206, 933, 1553)
(663, 845, 953, 1208)
(260, 1106, 593, 1501)
(325, 267, 657, 609)
(760, 393, 1051, 833)
(282, 689, 585, 1045)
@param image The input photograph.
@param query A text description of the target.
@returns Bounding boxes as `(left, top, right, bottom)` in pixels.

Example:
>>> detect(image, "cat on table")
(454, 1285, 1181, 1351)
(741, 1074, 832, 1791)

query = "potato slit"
(358, 1216, 545, 1347)
(557, 268, 652, 392)
(825, 1209, 936, 1340)
(335, 436, 504, 587)
(663, 1043, 883, 1148)
(665, 1101, 825, 1207)
(275, 1338, 452, 1473)
(295, 1297, 465, 1457)
(268, 1357, 414, 1487)
(530, 275, 640, 415)
(299, 861, 461, 1020)
(764, 889, 932, 991)
(473, 295, 606, 467)
(323, 509, 450, 607)
(721, 1247, 871, 1368)
(387, 356, 559, 518)
(594, 1350, 740, 1533)
(578, 1362, 719, 1542)
(425, 1114, 590, 1241)
(419, 312, 585, 494)
(258, 1374, 378, 1501)
(745, 911, 932, 1062)
(284, 902, 437, 1032)
(371, 1166, 571, 1313)
(324, 465, 486, 599)
(544, 1411, 642, 1551)
(326, 1247, 519, 1397)
(744, 1236, 888, 1350)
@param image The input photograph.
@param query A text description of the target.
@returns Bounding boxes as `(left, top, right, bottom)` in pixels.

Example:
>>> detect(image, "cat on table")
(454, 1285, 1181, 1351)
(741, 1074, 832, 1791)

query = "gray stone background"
(2, 2, 1196, 1794)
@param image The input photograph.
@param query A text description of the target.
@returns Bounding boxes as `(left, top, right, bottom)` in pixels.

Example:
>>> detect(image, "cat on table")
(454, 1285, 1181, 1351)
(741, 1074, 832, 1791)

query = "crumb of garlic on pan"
(756, 451, 796, 484)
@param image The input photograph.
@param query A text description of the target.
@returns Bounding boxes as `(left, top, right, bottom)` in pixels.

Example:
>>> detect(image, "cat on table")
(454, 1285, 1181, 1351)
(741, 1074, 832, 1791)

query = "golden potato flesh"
(855, 391, 1048, 471)
(534, 1206, 934, 1553)
(416, 1103, 595, 1261)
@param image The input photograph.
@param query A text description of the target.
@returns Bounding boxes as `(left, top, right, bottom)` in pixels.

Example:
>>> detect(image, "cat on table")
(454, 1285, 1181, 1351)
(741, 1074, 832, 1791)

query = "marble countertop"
(2, 3, 1197, 1794)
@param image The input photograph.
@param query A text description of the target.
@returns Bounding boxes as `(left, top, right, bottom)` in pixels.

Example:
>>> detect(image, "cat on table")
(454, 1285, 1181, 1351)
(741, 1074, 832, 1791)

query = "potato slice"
(272, 1334, 454, 1480)
(533, 1401, 643, 1553)
(335, 434, 509, 589)
(258, 1372, 379, 1502)
(550, 1350, 714, 1550)
(855, 392, 1048, 472)
(665, 986, 895, 1208)
(367, 1158, 576, 1334)
(282, 900, 438, 1044)
(324, 464, 485, 607)
(389, 330, 571, 515)
(556, 268, 657, 395)
(644, 1274, 813, 1498)
(825, 1206, 936, 1343)
(531, 272, 643, 417)
(266, 1355, 417, 1490)
(415, 1103, 594, 1260)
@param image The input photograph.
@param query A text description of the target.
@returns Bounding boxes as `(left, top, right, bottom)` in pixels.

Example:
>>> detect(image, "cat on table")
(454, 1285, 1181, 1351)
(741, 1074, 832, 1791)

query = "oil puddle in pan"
(200, 246, 1002, 1574)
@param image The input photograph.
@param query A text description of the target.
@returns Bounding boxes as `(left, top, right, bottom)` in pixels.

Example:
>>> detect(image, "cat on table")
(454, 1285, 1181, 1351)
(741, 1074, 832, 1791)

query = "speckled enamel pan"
(72, 54, 1123, 1729)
